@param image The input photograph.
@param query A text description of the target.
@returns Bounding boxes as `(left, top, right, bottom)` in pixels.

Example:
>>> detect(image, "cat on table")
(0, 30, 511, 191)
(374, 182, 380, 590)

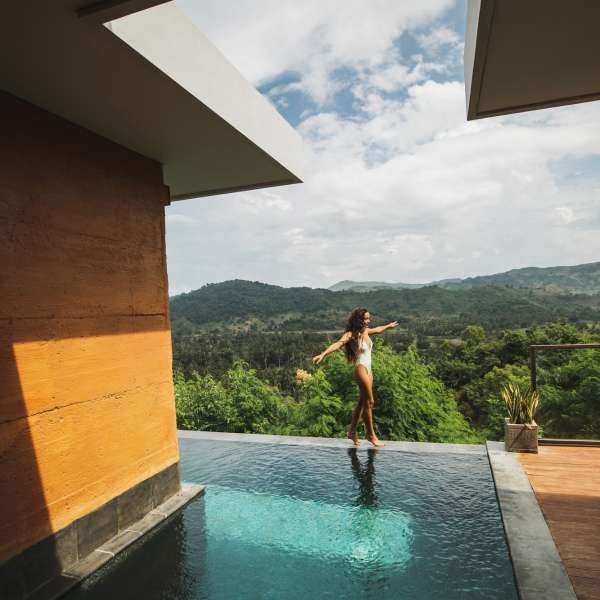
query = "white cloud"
(165, 1, 600, 295)
(177, 0, 455, 104)
(417, 26, 462, 54)
(352, 56, 449, 104)
(551, 207, 577, 225)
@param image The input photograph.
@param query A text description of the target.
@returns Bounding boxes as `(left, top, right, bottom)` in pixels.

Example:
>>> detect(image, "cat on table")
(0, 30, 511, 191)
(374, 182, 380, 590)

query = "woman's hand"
(312, 353, 324, 364)
(368, 323, 399, 335)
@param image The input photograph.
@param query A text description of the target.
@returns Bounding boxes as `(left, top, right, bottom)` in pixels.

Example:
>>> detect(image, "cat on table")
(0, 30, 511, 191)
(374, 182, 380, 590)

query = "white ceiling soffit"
(0, 0, 303, 200)
(464, 0, 600, 120)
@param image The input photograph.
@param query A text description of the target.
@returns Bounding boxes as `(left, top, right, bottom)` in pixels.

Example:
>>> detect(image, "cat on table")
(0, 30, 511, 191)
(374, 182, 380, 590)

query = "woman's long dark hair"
(344, 307, 369, 363)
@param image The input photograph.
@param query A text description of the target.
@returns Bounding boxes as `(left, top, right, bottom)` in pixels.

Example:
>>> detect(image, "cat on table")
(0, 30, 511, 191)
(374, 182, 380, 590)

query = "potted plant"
(501, 382, 540, 453)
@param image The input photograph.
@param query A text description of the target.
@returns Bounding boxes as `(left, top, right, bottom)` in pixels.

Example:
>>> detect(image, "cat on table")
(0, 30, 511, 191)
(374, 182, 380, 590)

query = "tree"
(498, 329, 529, 365)
(294, 369, 345, 437)
(538, 349, 600, 438)
(463, 325, 486, 346)
(222, 360, 292, 434)
(463, 364, 530, 440)
(174, 369, 240, 432)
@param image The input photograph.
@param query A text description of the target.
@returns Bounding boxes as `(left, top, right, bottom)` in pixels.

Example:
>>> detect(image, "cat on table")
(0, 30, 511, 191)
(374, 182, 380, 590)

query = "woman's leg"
(348, 369, 366, 446)
(355, 366, 384, 447)
(347, 369, 367, 446)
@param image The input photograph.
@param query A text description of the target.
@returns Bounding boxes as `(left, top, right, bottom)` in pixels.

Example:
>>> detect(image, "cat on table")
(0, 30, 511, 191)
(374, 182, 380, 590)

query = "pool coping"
(486, 441, 577, 600)
(177, 430, 486, 454)
(26, 483, 204, 600)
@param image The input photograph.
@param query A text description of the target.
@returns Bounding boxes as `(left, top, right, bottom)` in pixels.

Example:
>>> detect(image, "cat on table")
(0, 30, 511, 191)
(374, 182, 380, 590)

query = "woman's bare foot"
(366, 435, 385, 447)
(347, 431, 361, 447)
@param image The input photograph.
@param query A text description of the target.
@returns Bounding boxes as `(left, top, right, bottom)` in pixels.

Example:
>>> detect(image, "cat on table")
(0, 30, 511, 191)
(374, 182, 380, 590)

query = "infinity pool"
(65, 436, 518, 600)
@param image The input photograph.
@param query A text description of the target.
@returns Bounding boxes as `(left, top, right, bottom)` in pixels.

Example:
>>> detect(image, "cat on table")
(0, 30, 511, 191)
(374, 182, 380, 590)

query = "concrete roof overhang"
(465, 0, 600, 120)
(1, 0, 303, 200)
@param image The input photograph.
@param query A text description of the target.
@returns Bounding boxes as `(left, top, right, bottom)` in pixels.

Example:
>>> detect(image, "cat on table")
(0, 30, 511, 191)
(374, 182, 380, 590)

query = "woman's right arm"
(312, 331, 352, 364)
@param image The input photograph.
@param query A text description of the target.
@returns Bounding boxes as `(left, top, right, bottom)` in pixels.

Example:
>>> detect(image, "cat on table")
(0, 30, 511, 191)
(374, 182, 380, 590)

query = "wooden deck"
(518, 445, 600, 600)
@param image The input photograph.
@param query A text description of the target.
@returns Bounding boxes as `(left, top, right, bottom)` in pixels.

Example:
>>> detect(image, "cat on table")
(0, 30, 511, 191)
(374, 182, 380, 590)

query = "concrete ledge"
(36, 484, 204, 600)
(178, 429, 486, 455)
(486, 441, 577, 600)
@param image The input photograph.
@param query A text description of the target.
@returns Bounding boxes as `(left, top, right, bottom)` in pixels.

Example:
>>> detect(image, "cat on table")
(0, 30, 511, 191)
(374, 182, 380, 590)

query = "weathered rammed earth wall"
(0, 91, 179, 561)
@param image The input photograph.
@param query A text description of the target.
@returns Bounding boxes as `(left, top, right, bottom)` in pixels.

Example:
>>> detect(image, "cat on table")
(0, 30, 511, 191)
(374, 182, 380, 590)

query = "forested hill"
(328, 278, 460, 292)
(445, 261, 600, 293)
(329, 261, 600, 294)
(169, 279, 600, 337)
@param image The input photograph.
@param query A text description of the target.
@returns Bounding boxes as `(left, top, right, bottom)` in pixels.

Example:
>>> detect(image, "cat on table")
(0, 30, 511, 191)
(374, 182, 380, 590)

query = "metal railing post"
(529, 347, 537, 391)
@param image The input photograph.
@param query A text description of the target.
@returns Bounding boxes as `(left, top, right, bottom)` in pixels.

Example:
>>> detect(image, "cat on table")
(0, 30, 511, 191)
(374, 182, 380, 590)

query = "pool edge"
(177, 430, 486, 455)
(27, 483, 205, 600)
(485, 441, 577, 600)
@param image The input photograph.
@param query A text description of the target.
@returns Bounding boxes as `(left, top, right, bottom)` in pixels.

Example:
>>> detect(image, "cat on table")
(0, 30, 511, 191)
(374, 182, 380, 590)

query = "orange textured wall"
(0, 92, 179, 561)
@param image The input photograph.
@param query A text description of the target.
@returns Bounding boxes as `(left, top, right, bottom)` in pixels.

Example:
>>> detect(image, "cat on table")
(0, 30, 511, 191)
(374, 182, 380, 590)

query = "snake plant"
(501, 382, 539, 424)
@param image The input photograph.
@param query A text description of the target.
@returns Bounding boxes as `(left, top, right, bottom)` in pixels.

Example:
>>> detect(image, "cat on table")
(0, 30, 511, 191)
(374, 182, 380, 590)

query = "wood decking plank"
(518, 446, 600, 600)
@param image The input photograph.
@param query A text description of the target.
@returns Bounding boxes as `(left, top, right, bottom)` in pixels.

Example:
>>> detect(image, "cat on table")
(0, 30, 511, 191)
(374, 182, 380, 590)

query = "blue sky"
(166, 0, 600, 295)
(258, 1, 467, 128)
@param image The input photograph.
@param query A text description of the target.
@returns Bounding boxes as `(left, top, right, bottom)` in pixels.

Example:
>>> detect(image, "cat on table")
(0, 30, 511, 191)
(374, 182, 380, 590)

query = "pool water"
(65, 438, 518, 600)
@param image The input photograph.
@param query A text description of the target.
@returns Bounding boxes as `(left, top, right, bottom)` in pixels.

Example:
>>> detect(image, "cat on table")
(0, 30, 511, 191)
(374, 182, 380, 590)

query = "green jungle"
(171, 274, 600, 443)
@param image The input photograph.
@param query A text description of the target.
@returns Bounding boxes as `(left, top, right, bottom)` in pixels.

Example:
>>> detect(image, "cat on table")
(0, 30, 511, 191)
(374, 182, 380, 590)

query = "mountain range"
(169, 261, 600, 336)
(328, 261, 600, 294)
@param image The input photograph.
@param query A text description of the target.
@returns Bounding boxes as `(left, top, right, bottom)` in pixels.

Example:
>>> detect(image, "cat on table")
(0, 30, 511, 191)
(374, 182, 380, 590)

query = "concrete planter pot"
(504, 417, 539, 453)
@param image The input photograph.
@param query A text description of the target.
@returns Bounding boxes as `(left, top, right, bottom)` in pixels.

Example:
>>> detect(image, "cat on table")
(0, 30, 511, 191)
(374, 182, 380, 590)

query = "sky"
(166, 0, 600, 296)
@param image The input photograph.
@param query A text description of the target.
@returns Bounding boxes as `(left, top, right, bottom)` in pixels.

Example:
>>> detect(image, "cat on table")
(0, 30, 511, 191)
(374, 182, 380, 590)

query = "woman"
(312, 308, 398, 447)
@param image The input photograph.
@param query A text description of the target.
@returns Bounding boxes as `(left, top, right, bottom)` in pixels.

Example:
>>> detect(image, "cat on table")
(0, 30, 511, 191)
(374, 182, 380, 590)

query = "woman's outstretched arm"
(368, 321, 399, 335)
(312, 331, 352, 364)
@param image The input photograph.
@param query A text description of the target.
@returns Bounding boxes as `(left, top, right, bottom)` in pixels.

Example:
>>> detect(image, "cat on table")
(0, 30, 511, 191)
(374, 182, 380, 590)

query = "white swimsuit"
(355, 337, 373, 374)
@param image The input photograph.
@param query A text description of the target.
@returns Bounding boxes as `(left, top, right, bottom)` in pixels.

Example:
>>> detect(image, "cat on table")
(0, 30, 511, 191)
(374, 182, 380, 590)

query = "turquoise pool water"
(65, 437, 518, 600)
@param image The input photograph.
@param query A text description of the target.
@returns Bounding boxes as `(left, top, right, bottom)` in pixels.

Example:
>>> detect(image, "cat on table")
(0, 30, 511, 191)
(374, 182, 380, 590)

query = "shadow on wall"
(0, 343, 51, 597)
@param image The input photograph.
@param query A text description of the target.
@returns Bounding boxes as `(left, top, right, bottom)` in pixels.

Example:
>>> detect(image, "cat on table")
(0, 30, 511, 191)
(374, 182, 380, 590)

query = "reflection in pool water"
(349, 447, 378, 507)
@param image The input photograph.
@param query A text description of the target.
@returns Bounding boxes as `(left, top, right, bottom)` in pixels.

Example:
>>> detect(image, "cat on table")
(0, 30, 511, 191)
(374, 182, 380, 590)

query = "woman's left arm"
(368, 321, 399, 335)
